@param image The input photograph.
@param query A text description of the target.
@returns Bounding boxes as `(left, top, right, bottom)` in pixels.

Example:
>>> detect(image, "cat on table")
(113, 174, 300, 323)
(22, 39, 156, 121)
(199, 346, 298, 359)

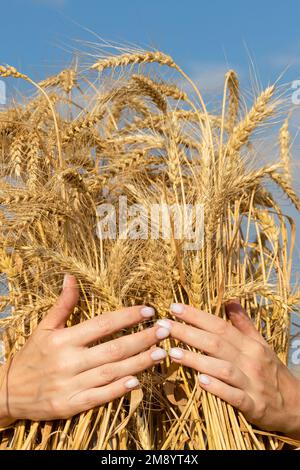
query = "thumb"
(225, 299, 266, 345)
(41, 274, 79, 329)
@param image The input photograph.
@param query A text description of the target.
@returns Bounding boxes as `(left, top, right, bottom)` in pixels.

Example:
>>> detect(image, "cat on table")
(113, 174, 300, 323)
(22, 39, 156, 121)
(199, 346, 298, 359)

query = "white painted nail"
(199, 374, 210, 385)
(140, 306, 155, 318)
(150, 348, 167, 361)
(170, 303, 185, 315)
(125, 377, 140, 389)
(63, 273, 70, 290)
(156, 327, 170, 340)
(156, 319, 172, 329)
(169, 347, 184, 359)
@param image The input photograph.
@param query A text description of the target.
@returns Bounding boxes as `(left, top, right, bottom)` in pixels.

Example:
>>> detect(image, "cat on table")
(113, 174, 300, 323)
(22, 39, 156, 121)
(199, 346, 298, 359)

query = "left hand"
(157, 301, 300, 439)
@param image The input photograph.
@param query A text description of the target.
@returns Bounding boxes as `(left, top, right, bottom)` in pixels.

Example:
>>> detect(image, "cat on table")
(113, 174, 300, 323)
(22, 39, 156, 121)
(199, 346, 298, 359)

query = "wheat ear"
(90, 51, 176, 72)
(279, 118, 291, 183)
(131, 75, 167, 113)
(226, 70, 240, 132)
(270, 171, 300, 211)
(39, 69, 77, 93)
(0, 65, 62, 166)
(226, 86, 275, 154)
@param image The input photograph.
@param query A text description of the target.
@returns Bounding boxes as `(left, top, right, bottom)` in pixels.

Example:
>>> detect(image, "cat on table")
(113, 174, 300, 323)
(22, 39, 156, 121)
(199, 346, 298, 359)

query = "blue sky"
(1, 0, 300, 88)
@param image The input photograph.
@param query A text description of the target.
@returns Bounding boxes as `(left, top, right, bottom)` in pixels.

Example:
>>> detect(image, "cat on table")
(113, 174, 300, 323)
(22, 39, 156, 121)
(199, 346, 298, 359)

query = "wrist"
(0, 364, 15, 428)
(282, 376, 300, 440)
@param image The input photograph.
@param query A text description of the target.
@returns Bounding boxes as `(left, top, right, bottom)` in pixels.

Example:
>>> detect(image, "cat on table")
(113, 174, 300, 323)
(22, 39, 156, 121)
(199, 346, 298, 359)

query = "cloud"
(179, 62, 242, 96)
(268, 51, 300, 70)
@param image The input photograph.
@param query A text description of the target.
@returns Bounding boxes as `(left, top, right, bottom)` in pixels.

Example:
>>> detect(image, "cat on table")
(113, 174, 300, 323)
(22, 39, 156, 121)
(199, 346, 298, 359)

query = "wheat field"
(0, 48, 300, 449)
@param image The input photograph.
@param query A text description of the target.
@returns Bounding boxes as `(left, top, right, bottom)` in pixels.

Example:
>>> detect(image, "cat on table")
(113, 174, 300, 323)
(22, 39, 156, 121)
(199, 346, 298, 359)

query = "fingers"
(169, 347, 248, 389)
(197, 373, 253, 414)
(162, 320, 239, 362)
(77, 347, 167, 389)
(225, 300, 266, 345)
(82, 324, 170, 371)
(170, 303, 248, 350)
(71, 376, 140, 412)
(41, 274, 79, 329)
(65, 305, 155, 346)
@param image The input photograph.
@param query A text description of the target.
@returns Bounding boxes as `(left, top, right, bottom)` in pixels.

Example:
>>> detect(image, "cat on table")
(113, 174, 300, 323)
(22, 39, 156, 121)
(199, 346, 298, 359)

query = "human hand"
(159, 301, 300, 439)
(0, 275, 170, 426)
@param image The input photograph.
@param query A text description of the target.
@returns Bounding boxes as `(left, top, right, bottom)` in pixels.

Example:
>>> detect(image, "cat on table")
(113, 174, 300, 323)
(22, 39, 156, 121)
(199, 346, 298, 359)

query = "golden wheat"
(0, 47, 299, 451)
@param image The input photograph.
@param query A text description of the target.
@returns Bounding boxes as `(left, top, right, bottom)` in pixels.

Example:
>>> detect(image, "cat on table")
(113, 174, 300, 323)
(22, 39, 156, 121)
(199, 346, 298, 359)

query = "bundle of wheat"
(0, 48, 299, 450)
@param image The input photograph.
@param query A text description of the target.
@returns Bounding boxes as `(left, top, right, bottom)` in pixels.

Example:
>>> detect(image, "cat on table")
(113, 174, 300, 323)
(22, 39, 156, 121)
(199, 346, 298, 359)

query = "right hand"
(0, 275, 170, 426)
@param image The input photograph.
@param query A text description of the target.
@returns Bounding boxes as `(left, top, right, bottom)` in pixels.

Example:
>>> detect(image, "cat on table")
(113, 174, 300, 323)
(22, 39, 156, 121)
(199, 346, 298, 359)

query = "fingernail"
(156, 319, 172, 329)
(156, 327, 170, 340)
(199, 374, 210, 385)
(226, 300, 243, 314)
(63, 273, 70, 290)
(150, 348, 167, 361)
(169, 347, 184, 359)
(125, 377, 140, 389)
(170, 303, 185, 315)
(140, 306, 155, 318)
